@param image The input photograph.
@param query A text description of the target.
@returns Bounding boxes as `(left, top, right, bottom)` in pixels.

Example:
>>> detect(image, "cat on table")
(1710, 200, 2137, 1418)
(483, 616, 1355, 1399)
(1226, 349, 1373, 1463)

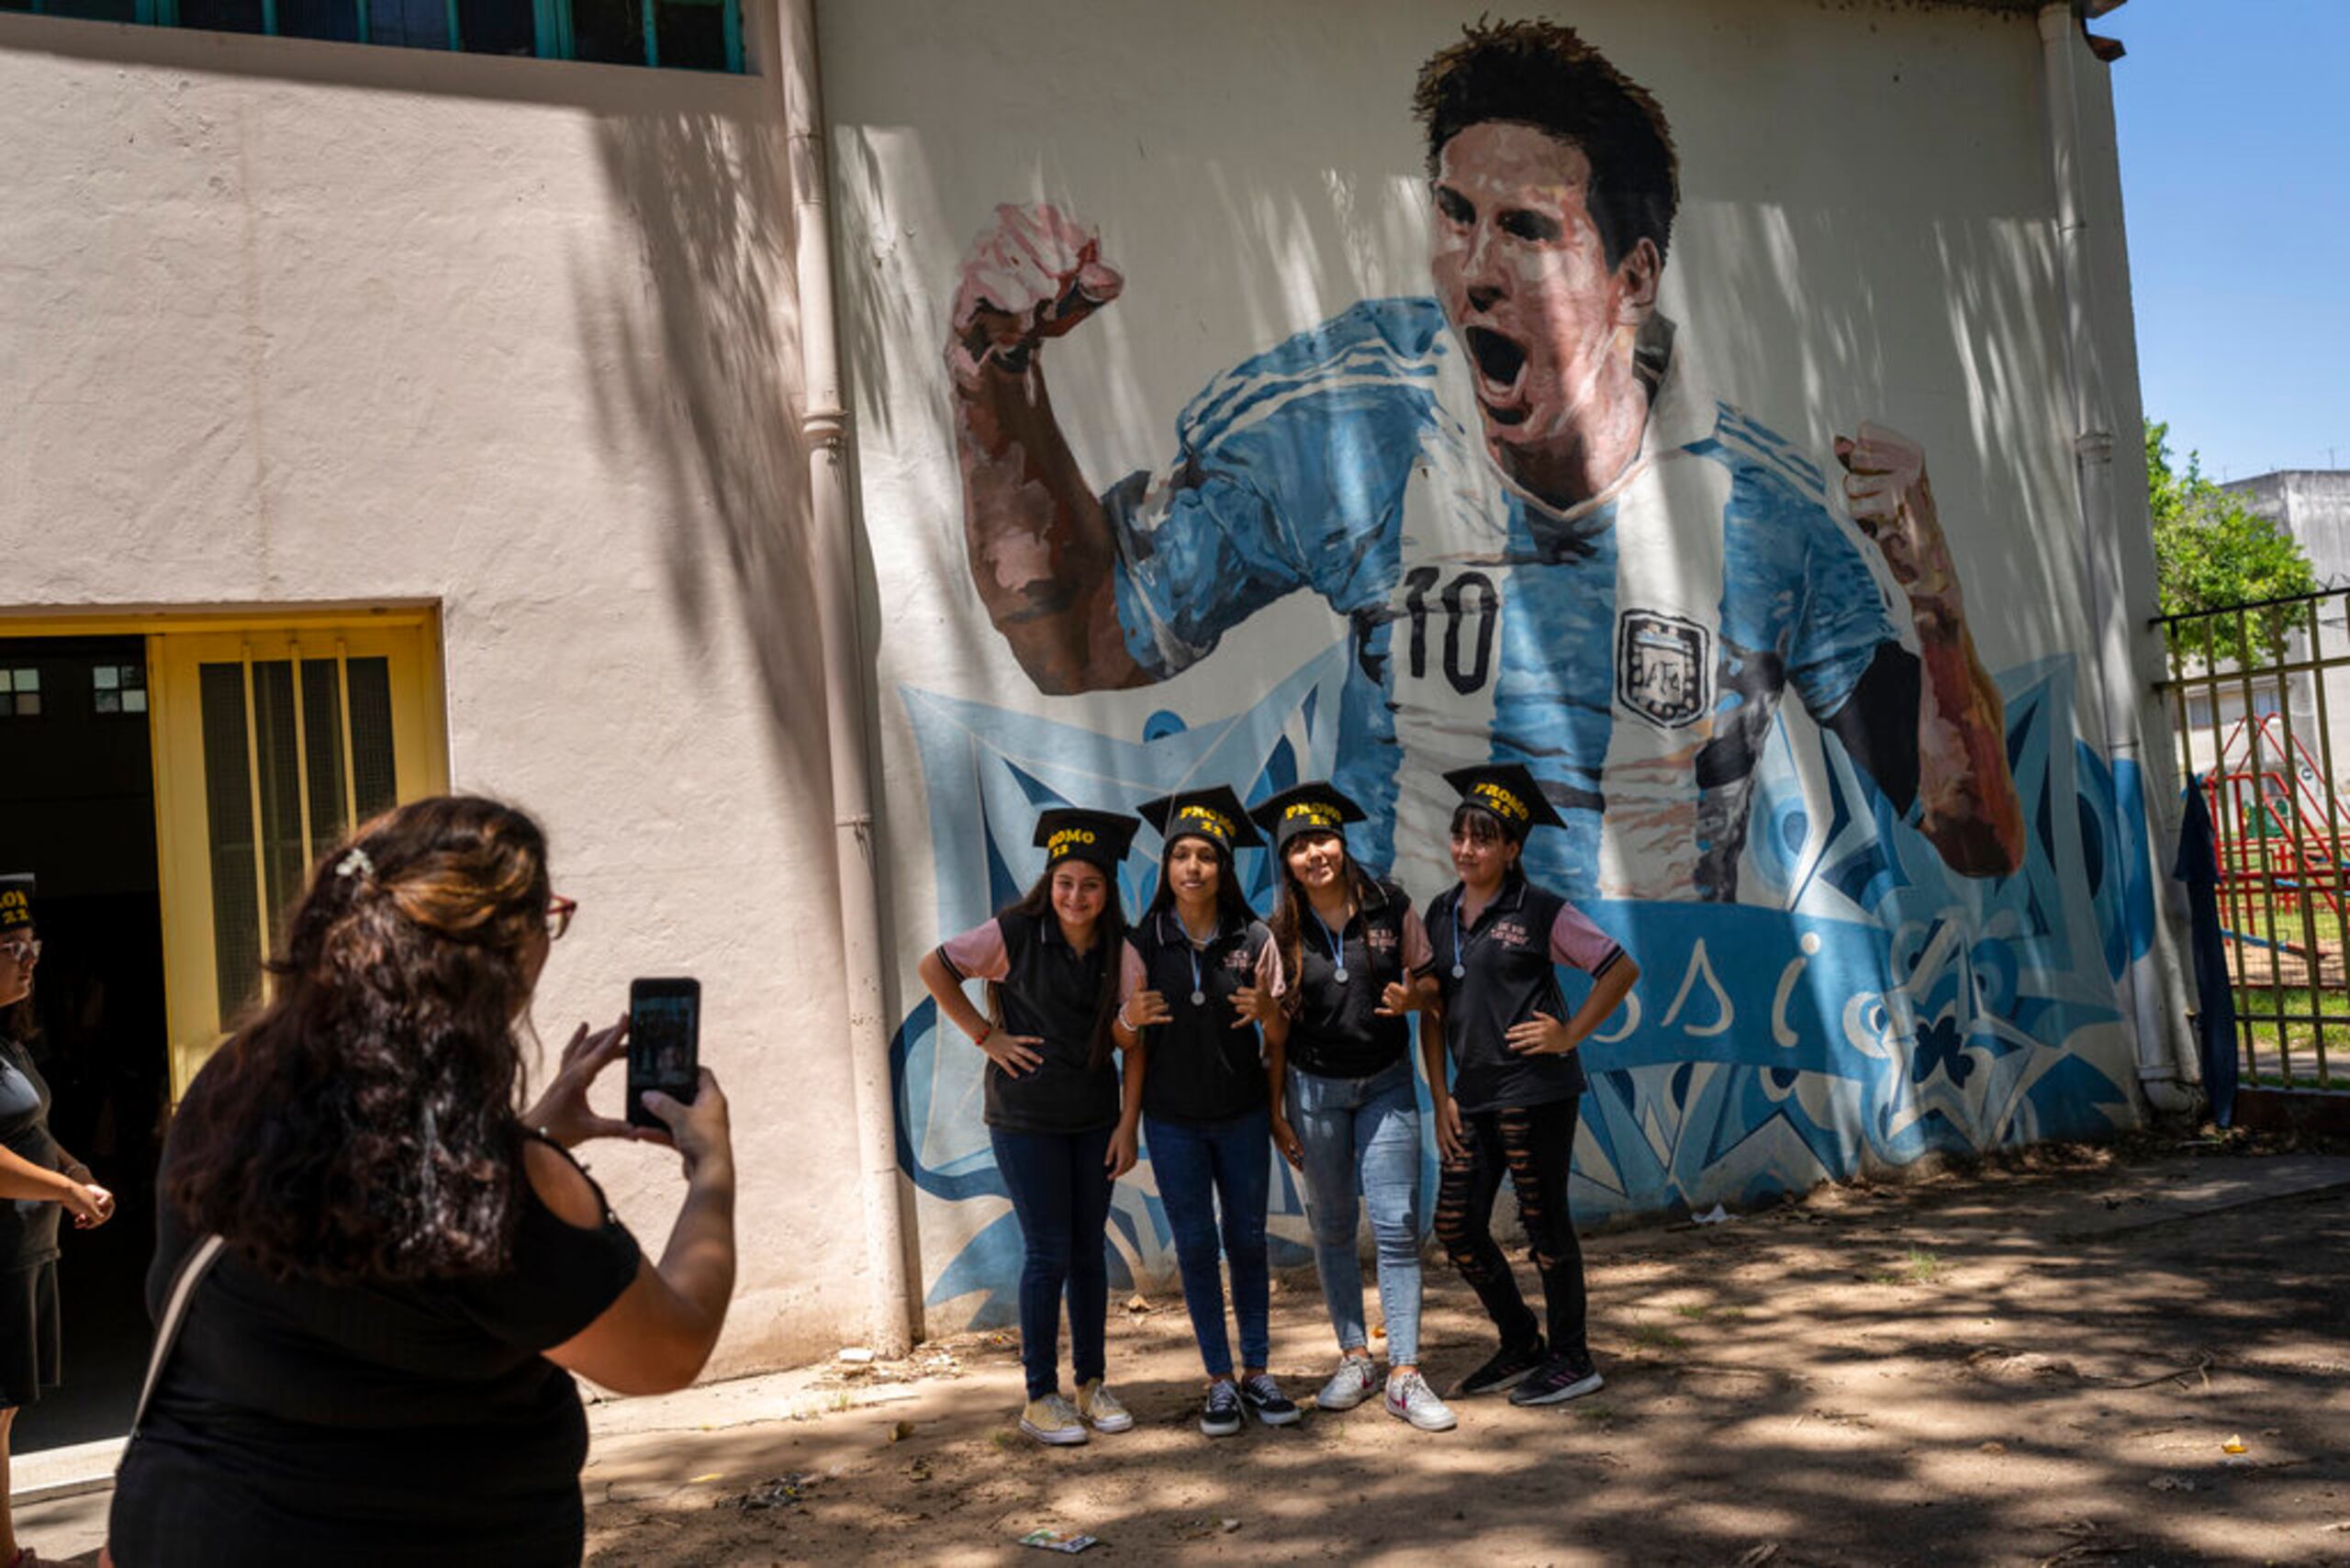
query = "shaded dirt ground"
(576, 1140, 2350, 1567)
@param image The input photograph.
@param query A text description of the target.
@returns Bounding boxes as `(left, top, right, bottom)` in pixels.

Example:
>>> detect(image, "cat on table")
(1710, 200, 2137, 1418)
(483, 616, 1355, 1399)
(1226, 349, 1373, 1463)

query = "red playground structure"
(2199, 710, 2350, 977)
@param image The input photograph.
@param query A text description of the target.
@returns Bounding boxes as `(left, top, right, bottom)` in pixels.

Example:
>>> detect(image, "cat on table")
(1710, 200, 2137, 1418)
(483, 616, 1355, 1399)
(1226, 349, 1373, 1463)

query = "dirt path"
(577, 1143, 2350, 1567)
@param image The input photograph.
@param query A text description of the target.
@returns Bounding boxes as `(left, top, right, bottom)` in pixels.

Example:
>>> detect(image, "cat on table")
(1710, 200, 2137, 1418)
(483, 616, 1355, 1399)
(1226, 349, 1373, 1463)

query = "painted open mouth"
(1463, 327, 1529, 422)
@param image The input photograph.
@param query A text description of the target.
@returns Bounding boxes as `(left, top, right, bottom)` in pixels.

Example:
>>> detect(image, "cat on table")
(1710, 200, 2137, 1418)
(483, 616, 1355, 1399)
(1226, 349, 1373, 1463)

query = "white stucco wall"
(0, 13, 867, 1372)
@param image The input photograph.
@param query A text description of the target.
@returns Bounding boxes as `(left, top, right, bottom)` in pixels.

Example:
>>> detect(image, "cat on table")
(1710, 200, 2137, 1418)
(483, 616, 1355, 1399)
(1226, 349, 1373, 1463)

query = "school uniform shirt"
(1426, 874, 1626, 1114)
(1277, 879, 1435, 1081)
(1119, 910, 1280, 1126)
(936, 912, 1121, 1136)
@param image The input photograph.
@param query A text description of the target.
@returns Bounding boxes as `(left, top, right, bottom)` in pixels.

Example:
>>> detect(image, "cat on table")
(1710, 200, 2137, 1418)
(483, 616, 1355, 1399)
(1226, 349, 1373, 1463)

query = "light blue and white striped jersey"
(1107, 297, 1903, 904)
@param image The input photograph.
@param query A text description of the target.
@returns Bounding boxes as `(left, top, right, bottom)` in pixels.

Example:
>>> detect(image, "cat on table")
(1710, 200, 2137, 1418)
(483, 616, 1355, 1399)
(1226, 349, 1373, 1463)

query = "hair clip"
(335, 847, 376, 880)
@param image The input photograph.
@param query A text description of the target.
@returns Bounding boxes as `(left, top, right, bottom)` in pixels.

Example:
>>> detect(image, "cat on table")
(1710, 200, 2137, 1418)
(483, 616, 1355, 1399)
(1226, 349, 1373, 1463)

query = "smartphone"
(627, 977, 701, 1130)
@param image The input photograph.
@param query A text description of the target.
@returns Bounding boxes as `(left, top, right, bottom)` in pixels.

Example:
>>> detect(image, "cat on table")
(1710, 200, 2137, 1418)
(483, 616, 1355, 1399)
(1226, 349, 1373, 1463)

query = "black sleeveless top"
(109, 1078, 643, 1567)
(1129, 910, 1274, 1125)
(1284, 879, 1422, 1081)
(940, 911, 1122, 1136)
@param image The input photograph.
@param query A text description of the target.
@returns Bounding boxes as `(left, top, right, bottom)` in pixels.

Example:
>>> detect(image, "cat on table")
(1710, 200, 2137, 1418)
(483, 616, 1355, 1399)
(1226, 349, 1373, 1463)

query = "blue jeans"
(1144, 1107, 1272, 1380)
(990, 1126, 1114, 1400)
(1285, 1058, 1424, 1365)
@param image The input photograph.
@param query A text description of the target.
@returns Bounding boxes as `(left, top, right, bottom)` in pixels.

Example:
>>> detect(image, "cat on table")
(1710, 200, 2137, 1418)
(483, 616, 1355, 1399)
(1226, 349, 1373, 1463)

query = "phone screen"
(628, 979, 700, 1128)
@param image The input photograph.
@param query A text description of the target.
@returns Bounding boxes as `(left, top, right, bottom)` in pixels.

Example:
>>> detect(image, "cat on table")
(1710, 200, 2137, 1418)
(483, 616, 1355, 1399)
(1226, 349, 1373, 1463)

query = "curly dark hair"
(166, 795, 553, 1284)
(1413, 17, 1681, 267)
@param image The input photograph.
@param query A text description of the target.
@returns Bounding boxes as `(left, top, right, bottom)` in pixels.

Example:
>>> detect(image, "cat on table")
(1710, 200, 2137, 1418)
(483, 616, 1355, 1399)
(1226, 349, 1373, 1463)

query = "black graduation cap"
(1248, 781, 1368, 853)
(1033, 809, 1141, 873)
(1136, 786, 1263, 857)
(1442, 763, 1565, 839)
(0, 873, 32, 933)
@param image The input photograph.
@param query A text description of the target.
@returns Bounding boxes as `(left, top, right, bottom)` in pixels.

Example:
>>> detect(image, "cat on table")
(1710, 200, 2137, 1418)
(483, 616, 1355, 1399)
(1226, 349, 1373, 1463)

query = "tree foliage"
(2149, 419, 2317, 666)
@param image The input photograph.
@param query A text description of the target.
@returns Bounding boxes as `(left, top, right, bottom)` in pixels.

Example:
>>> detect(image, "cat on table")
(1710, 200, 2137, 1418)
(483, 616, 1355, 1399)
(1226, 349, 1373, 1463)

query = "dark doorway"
(0, 634, 170, 1452)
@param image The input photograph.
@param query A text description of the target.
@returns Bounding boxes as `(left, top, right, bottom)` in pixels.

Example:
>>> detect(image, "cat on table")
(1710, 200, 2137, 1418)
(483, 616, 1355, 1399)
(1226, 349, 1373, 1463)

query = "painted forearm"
(1914, 622, 2025, 876)
(952, 364, 1141, 695)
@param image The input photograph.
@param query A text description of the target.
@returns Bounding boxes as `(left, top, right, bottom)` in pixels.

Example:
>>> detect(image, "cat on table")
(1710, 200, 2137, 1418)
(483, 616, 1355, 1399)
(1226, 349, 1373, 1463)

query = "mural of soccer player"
(944, 17, 2024, 908)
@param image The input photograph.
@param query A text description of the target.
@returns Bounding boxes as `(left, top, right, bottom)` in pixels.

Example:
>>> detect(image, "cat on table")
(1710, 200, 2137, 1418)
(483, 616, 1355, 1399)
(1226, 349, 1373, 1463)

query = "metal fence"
(2157, 587, 2350, 1090)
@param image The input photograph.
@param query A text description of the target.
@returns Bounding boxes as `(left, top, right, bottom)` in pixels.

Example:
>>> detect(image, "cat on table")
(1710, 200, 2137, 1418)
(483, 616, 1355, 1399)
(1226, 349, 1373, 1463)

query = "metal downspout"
(779, 0, 915, 1354)
(2039, 1, 2197, 1110)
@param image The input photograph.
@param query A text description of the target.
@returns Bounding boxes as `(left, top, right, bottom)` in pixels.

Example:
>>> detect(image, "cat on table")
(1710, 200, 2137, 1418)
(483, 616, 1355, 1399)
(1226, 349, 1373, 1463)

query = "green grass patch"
(1871, 1248, 1942, 1286)
(1628, 1323, 1688, 1351)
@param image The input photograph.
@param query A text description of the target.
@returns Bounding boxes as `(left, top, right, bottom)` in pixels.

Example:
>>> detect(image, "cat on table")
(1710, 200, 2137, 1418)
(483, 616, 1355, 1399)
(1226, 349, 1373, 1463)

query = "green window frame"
(3, 0, 742, 72)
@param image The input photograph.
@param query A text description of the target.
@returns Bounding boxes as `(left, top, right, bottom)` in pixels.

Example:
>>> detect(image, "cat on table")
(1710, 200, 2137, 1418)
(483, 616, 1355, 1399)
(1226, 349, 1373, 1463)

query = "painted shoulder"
(1694, 398, 1832, 507)
(1174, 297, 1451, 452)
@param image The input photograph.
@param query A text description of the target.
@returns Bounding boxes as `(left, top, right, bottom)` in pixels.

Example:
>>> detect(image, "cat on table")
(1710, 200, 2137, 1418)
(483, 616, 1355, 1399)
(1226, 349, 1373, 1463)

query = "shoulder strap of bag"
(132, 1234, 226, 1435)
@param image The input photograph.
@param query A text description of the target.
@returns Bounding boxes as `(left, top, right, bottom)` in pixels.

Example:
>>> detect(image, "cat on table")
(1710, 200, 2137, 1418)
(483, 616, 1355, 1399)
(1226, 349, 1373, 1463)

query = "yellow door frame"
(0, 608, 448, 1101)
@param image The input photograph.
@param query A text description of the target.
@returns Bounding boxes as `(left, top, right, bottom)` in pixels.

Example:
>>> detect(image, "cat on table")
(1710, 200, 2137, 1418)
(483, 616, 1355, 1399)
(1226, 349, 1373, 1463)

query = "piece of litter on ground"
(2221, 1435, 2247, 1454)
(837, 1347, 875, 1364)
(1020, 1529, 1100, 1553)
(1979, 1441, 2009, 1455)
(1220, 1518, 1242, 1533)
(738, 1474, 821, 1511)
(1694, 1203, 1735, 1226)
(1125, 1294, 1150, 1313)
(1371, 1324, 1387, 1339)
(889, 1419, 917, 1442)
(688, 1473, 723, 1484)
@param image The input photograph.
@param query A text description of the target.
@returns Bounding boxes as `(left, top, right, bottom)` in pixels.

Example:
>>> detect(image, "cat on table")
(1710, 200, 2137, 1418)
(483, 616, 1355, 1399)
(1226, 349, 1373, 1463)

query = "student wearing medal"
(915, 809, 1145, 1448)
(1421, 765, 1639, 1408)
(1248, 783, 1453, 1434)
(1113, 786, 1299, 1438)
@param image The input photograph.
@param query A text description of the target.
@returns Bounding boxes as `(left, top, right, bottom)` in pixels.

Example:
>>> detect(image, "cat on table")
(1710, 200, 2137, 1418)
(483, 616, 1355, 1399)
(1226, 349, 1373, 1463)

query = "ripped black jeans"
(1433, 1098, 1587, 1357)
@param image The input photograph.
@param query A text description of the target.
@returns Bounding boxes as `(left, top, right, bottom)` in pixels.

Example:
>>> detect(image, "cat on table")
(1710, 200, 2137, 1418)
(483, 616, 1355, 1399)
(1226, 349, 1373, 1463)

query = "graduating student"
(1422, 766, 1639, 1407)
(1249, 783, 1453, 1434)
(915, 809, 1144, 1447)
(1115, 786, 1299, 1437)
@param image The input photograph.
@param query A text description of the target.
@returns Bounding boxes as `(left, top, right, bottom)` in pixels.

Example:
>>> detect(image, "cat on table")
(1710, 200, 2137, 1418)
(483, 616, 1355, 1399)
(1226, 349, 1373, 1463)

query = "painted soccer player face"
(0, 926, 36, 1010)
(1050, 861, 1110, 935)
(1283, 831, 1348, 895)
(1449, 817, 1521, 892)
(1429, 121, 1660, 470)
(1165, 838, 1224, 909)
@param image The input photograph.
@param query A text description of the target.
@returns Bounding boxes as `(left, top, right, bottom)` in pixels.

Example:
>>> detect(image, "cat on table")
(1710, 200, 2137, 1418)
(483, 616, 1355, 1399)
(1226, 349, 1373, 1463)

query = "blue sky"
(2106, 1, 2346, 482)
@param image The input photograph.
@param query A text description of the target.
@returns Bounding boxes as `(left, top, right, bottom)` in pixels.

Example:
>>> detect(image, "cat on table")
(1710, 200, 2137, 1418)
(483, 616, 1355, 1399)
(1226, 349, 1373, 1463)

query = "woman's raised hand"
(1125, 989, 1173, 1029)
(640, 1068, 733, 1182)
(1228, 986, 1276, 1028)
(526, 1014, 661, 1148)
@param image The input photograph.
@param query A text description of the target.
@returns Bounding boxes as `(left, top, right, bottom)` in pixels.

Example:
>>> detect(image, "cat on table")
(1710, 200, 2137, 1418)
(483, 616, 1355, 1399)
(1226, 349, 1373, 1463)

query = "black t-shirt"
(1427, 874, 1625, 1114)
(1125, 910, 1274, 1126)
(0, 1041, 62, 1272)
(109, 1099, 643, 1567)
(1283, 879, 1431, 1081)
(939, 911, 1121, 1136)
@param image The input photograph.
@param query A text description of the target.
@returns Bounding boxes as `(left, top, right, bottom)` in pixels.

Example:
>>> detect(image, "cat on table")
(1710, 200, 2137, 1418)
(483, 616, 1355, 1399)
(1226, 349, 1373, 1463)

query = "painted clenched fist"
(947, 203, 1124, 385)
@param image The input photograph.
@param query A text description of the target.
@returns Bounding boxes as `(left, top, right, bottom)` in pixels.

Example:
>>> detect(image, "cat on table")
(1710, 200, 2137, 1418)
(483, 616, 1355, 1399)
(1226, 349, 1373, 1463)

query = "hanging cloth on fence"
(2171, 775, 2238, 1128)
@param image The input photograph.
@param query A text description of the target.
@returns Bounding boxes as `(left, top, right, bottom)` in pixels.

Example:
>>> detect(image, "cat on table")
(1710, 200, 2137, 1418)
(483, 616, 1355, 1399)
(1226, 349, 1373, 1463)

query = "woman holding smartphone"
(1248, 783, 1451, 1434)
(1421, 765, 1639, 1407)
(915, 809, 1143, 1448)
(1113, 787, 1298, 1438)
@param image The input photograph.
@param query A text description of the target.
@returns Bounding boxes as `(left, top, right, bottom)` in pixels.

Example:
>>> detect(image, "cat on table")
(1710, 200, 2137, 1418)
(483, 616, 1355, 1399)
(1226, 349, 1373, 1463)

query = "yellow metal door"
(149, 622, 448, 1100)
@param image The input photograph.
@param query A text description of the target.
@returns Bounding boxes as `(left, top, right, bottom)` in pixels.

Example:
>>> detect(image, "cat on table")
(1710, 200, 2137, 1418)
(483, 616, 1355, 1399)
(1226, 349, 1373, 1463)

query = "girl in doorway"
(1114, 787, 1298, 1437)
(916, 809, 1144, 1447)
(0, 874, 116, 1568)
(1248, 783, 1452, 1433)
(1421, 766, 1639, 1406)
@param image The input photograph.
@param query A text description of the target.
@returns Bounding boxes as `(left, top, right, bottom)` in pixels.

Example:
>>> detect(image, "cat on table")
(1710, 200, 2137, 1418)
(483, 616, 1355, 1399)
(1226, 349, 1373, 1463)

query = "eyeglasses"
(0, 936, 37, 964)
(545, 896, 578, 941)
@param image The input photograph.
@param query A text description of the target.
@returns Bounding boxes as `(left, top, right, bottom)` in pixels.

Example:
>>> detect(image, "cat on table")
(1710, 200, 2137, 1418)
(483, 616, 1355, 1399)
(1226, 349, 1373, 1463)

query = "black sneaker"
(1200, 1379, 1244, 1438)
(1458, 1338, 1547, 1396)
(1509, 1350, 1605, 1406)
(1239, 1372, 1301, 1427)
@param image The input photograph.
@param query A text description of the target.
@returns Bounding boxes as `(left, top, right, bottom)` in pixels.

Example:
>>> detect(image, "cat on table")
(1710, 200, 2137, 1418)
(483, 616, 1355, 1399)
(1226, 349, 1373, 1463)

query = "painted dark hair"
(1146, 834, 1258, 930)
(1414, 17, 1681, 266)
(165, 795, 551, 1284)
(992, 862, 1126, 1070)
(1267, 833, 1382, 1018)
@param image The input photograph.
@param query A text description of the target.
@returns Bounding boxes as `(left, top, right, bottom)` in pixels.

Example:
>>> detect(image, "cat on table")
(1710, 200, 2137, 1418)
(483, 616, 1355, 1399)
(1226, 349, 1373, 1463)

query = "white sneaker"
(1383, 1369, 1458, 1432)
(1019, 1392, 1089, 1446)
(1076, 1378, 1134, 1433)
(1315, 1355, 1381, 1411)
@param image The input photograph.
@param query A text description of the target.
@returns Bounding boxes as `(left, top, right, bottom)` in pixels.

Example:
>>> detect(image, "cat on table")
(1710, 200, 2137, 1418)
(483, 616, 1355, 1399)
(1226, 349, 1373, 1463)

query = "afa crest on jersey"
(1617, 610, 1710, 728)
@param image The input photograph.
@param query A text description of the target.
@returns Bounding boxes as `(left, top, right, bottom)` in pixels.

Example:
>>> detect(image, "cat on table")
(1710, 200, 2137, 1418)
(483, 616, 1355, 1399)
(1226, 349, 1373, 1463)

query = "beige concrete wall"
(0, 13, 864, 1373)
